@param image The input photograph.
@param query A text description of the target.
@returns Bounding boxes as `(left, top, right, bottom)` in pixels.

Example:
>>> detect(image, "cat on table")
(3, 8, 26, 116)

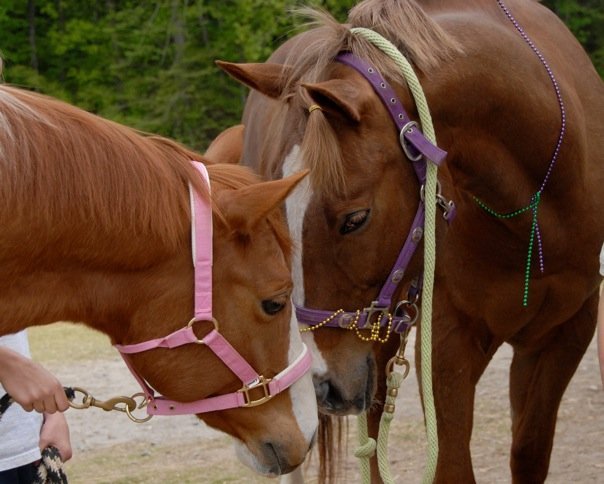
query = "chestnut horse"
(0, 83, 318, 476)
(218, 0, 604, 481)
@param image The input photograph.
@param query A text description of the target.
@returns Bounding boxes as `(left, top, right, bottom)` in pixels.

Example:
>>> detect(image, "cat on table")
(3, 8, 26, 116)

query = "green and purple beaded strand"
(473, 191, 541, 307)
(472, 0, 567, 307)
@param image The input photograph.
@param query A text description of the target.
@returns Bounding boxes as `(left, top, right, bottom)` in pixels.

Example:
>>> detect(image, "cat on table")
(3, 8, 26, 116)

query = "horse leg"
(425, 311, 496, 483)
(508, 294, 597, 484)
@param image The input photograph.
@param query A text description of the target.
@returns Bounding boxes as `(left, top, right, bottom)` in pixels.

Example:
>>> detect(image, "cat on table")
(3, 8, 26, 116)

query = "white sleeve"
(600, 242, 604, 276)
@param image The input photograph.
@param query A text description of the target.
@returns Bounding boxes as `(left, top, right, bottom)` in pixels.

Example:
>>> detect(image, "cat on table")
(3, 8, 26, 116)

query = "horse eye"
(262, 299, 286, 316)
(340, 209, 371, 235)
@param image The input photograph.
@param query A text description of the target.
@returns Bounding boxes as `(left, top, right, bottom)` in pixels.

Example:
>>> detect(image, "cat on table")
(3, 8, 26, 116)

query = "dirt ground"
(29, 323, 603, 483)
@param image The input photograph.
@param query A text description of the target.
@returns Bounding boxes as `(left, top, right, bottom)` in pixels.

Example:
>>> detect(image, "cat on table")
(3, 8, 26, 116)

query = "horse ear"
(216, 60, 293, 99)
(204, 125, 245, 164)
(219, 170, 309, 233)
(301, 79, 364, 122)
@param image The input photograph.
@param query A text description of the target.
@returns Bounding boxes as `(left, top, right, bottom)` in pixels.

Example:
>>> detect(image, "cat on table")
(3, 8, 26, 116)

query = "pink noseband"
(115, 162, 311, 415)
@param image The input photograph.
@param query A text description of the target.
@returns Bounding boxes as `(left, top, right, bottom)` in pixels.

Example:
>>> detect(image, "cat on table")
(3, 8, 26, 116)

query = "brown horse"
(0, 83, 319, 476)
(218, 0, 604, 481)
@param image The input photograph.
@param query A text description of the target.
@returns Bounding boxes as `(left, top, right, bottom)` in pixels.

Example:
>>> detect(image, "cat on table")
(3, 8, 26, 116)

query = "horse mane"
(0, 85, 207, 252)
(270, 0, 463, 194)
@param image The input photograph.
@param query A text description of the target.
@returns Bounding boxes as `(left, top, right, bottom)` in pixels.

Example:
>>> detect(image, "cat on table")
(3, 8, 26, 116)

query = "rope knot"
(354, 438, 377, 459)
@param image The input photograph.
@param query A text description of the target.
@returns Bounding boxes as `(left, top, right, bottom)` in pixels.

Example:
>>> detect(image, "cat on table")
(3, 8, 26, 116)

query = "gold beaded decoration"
(299, 309, 347, 332)
(353, 312, 392, 343)
(299, 308, 393, 343)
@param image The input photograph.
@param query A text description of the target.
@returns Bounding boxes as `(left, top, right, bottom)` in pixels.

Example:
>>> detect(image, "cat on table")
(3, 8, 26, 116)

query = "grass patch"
(28, 322, 115, 363)
(65, 439, 272, 484)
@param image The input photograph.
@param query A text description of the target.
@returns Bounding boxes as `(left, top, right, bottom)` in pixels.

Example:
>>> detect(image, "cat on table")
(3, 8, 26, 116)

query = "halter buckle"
(360, 300, 390, 329)
(239, 376, 273, 407)
(399, 121, 423, 161)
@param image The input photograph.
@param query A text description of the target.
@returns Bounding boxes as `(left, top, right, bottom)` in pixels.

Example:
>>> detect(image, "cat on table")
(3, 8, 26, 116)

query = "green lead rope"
(350, 27, 440, 484)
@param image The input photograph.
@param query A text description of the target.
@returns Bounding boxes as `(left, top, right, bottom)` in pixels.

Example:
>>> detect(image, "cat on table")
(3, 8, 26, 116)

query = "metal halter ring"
(187, 317, 219, 344)
(385, 354, 411, 379)
(394, 299, 419, 326)
(125, 393, 153, 423)
(420, 181, 455, 220)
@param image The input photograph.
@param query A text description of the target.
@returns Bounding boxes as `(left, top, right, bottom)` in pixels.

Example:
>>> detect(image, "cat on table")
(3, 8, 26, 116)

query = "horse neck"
(0, 226, 193, 342)
(423, 42, 574, 222)
(0, 87, 196, 342)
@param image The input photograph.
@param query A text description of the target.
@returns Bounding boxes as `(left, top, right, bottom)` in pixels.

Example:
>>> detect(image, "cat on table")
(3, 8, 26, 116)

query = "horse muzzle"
(313, 354, 376, 416)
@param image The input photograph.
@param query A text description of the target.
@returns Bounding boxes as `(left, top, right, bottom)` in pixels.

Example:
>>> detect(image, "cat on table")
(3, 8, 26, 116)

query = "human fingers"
(55, 387, 70, 412)
(20, 401, 34, 412)
(43, 380, 68, 413)
(33, 399, 46, 413)
(43, 395, 58, 414)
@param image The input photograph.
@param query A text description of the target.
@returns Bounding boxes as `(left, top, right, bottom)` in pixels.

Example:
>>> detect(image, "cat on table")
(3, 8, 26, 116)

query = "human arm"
(0, 346, 70, 413)
(39, 411, 72, 462)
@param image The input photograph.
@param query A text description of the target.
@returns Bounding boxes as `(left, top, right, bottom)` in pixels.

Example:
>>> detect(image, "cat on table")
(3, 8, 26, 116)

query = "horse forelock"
(289, 1, 462, 82)
(0, 86, 207, 252)
(348, 0, 464, 73)
(271, 1, 463, 196)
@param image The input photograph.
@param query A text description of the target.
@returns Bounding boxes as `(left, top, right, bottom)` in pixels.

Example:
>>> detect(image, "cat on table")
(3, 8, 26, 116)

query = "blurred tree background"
(0, 0, 601, 150)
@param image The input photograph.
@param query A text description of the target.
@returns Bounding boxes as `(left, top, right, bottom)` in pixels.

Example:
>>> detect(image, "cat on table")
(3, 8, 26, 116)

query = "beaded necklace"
(474, 0, 566, 306)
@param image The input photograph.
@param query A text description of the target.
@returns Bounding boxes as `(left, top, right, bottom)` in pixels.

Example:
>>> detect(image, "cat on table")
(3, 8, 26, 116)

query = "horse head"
(123, 163, 318, 475)
(217, 38, 425, 415)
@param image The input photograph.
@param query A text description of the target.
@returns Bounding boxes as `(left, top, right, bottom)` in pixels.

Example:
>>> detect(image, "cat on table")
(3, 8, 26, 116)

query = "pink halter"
(115, 162, 311, 415)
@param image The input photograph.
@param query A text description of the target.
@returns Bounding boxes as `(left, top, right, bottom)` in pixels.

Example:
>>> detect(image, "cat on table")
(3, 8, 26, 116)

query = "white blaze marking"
(282, 145, 319, 445)
(230, 147, 319, 474)
(283, 145, 310, 308)
(283, 145, 328, 378)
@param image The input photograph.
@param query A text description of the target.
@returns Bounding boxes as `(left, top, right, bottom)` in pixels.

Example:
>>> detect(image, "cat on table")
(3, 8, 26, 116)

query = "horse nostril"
(323, 381, 347, 411)
(314, 379, 330, 403)
(352, 395, 366, 411)
(263, 442, 297, 475)
(263, 442, 282, 476)
(315, 370, 374, 414)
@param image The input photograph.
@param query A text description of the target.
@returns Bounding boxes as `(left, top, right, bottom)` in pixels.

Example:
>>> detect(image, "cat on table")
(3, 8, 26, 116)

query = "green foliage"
(542, 0, 603, 75)
(0, 0, 601, 150)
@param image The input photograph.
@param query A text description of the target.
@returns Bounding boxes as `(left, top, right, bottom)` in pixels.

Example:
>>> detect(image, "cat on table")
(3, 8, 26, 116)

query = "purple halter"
(295, 52, 454, 335)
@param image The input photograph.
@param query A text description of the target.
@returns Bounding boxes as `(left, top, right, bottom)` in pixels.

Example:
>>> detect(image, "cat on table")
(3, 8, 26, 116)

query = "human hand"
(0, 347, 70, 413)
(40, 412, 72, 462)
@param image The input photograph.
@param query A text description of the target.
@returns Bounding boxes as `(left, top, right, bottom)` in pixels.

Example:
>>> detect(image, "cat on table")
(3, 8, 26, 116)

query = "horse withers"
(218, 0, 604, 481)
(0, 85, 317, 476)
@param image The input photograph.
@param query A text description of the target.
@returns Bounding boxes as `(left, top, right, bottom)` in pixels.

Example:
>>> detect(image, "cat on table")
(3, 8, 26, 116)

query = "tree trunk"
(27, 0, 38, 72)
